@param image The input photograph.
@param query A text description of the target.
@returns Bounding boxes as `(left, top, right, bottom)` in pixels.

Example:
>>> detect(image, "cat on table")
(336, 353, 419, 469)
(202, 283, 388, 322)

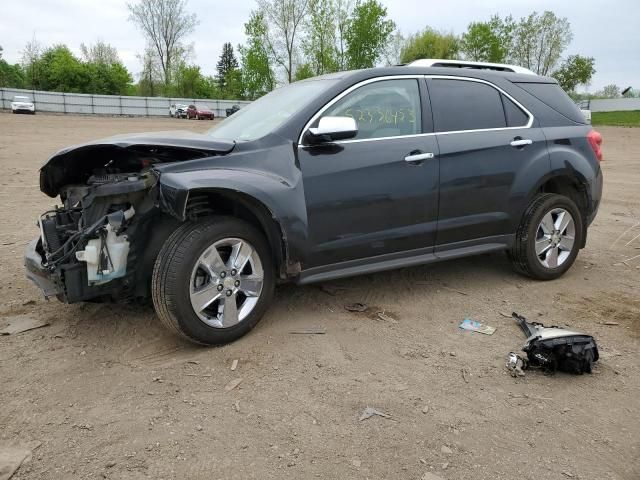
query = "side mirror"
(307, 116, 358, 143)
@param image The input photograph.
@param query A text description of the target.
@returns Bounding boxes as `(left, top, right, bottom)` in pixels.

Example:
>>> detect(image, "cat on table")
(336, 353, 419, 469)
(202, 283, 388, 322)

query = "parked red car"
(186, 104, 215, 120)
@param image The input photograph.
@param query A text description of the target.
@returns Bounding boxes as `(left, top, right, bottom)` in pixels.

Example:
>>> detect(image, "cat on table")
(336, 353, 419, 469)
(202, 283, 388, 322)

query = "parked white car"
(11, 96, 35, 114)
(169, 104, 188, 118)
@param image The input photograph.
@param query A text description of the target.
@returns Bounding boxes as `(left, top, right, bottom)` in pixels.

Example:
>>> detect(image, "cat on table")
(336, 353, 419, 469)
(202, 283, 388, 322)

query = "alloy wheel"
(189, 238, 264, 328)
(535, 208, 576, 268)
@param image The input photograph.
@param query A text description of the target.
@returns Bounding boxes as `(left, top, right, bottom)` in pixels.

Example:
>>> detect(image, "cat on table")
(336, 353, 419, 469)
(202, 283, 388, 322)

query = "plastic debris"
(224, 378, 243, 391)
(345, 303, 367, 312)
(512, 312, 599, 374)
(506, 352, 528, 377)
(459, 318, 496, 335)
(289, 328, 326, 334)
(231, 359, 238, 371)
(358, 406, 391, 421)
(0, 315, 49, 335)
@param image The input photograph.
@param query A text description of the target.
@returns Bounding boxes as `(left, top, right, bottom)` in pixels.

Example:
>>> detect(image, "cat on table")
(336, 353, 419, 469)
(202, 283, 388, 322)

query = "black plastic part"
(513, 312, 599, 375)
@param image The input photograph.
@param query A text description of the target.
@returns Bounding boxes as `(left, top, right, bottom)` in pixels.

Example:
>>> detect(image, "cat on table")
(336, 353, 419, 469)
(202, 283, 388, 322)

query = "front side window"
(430, 79, 507, 132)
(320, 79, 422, 140)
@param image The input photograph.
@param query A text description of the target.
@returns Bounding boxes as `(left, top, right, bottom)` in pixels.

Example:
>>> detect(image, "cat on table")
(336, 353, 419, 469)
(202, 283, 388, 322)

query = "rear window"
(430, 79, 506, 132)
(514, 82, 586, 124)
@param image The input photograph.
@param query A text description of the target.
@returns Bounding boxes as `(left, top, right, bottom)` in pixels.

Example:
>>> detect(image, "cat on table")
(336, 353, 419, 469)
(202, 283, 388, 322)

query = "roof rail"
(407, 59, 536, 75)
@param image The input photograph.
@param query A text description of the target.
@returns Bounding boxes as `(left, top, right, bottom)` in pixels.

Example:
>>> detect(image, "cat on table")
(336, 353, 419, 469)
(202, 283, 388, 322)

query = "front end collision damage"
(26, 133, 305, 303)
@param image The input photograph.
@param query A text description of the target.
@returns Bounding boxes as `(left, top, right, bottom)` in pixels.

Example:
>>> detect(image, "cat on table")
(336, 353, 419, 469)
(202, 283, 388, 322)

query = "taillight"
(587, 130, 603, 161)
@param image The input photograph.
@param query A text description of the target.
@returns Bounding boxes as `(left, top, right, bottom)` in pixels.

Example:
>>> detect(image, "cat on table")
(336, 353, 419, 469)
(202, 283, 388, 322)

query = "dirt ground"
(0, 113, 638, 480)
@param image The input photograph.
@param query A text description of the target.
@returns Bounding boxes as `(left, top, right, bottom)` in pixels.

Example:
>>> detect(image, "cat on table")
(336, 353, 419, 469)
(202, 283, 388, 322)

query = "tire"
(510, 193, 584, 280)
(152, 216, 275, 345)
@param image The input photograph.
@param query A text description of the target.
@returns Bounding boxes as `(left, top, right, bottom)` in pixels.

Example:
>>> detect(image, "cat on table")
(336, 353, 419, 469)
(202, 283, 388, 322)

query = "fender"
(156, 167, 309, 271)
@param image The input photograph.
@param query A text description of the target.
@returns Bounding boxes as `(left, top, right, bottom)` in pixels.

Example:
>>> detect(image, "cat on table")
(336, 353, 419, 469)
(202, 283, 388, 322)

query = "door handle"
(510, 138, 533, 148)
(404, 152, 435, 163)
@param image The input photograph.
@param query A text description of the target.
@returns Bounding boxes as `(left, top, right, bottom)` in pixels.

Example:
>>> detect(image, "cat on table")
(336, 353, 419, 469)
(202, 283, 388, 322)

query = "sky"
(1, 0, 638, 91)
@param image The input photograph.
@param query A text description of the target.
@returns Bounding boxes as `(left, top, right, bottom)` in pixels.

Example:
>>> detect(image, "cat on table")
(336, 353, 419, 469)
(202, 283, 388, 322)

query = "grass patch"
(592, 110, 640, 127)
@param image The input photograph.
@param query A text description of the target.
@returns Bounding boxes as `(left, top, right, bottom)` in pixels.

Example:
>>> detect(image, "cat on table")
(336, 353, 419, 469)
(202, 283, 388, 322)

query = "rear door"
(427, 76, 549, 249)
(298, 77, 440, 268)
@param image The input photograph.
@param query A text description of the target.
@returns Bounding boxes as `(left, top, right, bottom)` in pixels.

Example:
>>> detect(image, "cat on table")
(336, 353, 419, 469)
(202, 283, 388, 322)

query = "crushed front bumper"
(24, 237, 63, 298)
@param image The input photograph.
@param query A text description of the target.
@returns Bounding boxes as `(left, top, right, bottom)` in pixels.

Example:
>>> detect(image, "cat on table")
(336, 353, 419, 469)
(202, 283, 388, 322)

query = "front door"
(297, 77, 440, 268)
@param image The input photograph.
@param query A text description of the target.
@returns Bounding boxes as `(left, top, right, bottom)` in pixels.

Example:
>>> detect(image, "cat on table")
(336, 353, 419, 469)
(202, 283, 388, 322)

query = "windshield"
(13, 96, 31, 102)
(208, 79, 339, 141)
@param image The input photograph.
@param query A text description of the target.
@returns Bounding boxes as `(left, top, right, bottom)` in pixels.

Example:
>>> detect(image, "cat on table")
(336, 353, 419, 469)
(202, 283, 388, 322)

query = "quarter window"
(501, 94, 529, 127)
(320, 79, 422, 140)
(430, 79, 509, 132)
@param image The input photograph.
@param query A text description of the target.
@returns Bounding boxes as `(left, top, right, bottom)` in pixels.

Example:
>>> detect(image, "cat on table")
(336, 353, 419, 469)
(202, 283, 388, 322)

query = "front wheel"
(152, 217, 275, 345)
(510, 193, 584, 280)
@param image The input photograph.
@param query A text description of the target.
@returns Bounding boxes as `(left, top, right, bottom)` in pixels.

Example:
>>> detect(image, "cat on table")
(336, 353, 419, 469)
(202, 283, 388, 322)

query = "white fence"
(589, 98, 640, 112)
(0, 87, 250, 118)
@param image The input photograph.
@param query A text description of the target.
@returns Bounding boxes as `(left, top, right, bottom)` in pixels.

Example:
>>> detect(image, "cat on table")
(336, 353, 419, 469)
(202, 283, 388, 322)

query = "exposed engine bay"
(30, 140, 223, 303)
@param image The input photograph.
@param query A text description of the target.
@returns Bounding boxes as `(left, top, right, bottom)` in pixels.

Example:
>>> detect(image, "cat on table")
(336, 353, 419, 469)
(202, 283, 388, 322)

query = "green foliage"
(592, 111, 640, 127)
(38, 45, 91, 93)
(552, 55, 595, 93)
(303, 0, 339, 75)
(460, 15, 514, 63)
(239, 11, 275, 99)
(344, 0, 395, 69)
(216, 42, 240, 89)
(0, 45, 25, 88)
(400, 27, 459, 64)
(511, 11, 572, 75)
(294, 63, 315, 81)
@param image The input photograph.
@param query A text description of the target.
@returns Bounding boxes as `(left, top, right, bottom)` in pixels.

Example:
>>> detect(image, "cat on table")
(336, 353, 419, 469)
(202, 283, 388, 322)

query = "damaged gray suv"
(25, 60, 603, 345)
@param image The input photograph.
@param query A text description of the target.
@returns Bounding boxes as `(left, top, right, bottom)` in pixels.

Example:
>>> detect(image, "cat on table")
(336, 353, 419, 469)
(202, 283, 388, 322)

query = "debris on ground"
(345, 303, 367, 312)
(506, 352, 527, 377)
(421, 472, 445, 480)
(459, 318, 496, 335)
(603, 321, 620, 326)
(0, 315, 49, 335)
(461, 367, 471, 383)
(358, 406, 391, 421)
(0, 441, 41, 480)
(440, 445, 453, 454)
(231, 359, 238, 371)
(376, 311, 398, 324)
(422, 405, 430, 414)
(512, 312, 599, 374)
(289, 327, 326, 335)
(224, 378, 243, 391)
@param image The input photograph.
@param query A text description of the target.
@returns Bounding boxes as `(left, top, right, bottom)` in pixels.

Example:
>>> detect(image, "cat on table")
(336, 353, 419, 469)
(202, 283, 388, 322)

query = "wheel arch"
(526, 171, 590, 248)
(181, 188, 290, 279)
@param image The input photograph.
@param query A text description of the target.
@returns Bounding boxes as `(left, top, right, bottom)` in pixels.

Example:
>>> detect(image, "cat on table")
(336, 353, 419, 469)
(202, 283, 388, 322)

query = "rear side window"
(430, 79, 506, 132)
(514, 82, 586, 124)
(501, 94, 529, 127)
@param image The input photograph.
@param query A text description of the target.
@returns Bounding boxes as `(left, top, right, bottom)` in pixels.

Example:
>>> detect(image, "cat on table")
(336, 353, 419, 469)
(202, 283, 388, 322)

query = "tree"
(552, 55, 595, 93)
(258, 0, 310, 83)
(0, 46, 25, 88)
(384, 30, 405, 66)
(344, 0, 395, 69)
(216, 42, 239, 89)
(596, 84, 620, 99)
(127, 0, 198, 87)
(21, 36, 43, 89)
(511, 11, 572, 75)
(303, 0, 338, 75)
(239, 11, 275, 99)
(460, 15, 515, 63)
(80, 41, 120, 65)
(37, 45, 91, 93)
(137, 45, 163, 96)
(400, 28, 458, 64)
(335, 0, 352, 70)
(294, 63, 315, 81)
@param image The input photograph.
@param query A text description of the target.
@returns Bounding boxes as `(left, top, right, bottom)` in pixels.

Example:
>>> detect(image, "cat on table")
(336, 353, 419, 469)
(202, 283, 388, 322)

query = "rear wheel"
(510, 193, 583, 280)
(152, 217, 275, 345)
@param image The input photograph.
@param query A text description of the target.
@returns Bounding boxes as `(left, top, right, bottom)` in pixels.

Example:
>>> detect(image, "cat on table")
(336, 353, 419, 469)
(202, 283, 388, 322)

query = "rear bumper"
(24, 238, 63, 298)
(587, 166, 603, 226)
